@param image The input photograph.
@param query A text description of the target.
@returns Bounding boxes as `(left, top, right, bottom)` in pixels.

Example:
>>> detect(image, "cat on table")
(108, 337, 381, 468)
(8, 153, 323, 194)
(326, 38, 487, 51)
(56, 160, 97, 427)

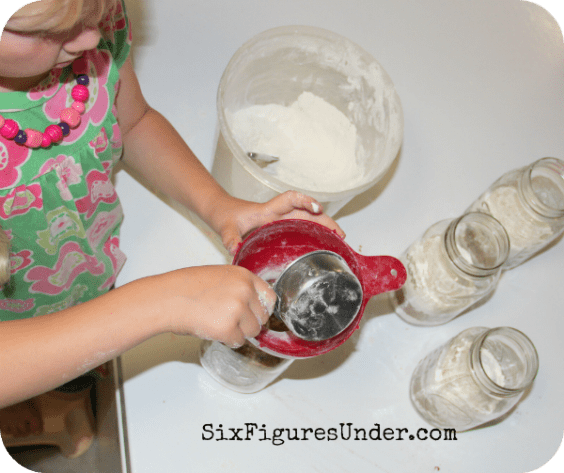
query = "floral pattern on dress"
(0, 298, 35, 313)
(90, 127, 109, 155)
(86, 206, 123, 250)
(75, 168, 118, 219)
(34, 284, 88, 316)
(10, 249, 34, 275)
(110, 118, 123, 166)
(28, 68, 65, 101)
(36, 206, 86, 255)
(99, 235, 126, 290)
(100, 1, 128, 45)
(25, 241, 105, 295)
(0, 139, 32, 190)
(35, 155, 84, 201)
(0, 184, 43, 219)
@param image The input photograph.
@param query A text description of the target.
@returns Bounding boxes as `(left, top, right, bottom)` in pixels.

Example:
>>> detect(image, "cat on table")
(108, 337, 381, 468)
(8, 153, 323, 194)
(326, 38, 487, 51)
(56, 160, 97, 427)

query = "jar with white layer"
(390, 212, 510, 326)
(410, 327, 539, 431)
(467, 157, 564, 269)
(199, 339, 293, 394)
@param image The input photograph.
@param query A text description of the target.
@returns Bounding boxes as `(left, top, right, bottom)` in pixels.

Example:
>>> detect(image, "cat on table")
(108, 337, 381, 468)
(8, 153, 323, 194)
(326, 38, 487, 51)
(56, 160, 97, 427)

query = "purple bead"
(58, 122, 70, 136)
(76, 75, 89, 86)
(14, 130, 27, 144)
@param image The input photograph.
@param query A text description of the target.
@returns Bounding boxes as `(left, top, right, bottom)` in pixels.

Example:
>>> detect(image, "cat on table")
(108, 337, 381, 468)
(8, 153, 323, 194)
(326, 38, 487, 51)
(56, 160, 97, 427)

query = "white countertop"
(114, 0, 564, 472)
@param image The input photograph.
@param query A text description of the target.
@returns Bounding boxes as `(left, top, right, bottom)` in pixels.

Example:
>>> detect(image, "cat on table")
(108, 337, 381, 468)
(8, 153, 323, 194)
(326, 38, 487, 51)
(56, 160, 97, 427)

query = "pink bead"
(71, 84, 89, 102)
(45, 124, 63, 143)
(71, 101, 86, 114)
(72, 57, 88, 75)
(0, 119, 19, 139)
(0, 115, 4, 129)
(60, 107, 81, 128)
(41, 133, 52, 148)
(24, 129, 43, 148)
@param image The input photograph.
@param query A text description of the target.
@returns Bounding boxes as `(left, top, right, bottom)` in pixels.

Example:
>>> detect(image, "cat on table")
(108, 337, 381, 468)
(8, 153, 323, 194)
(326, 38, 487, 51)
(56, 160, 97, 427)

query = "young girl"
(0, 0, 344, 454)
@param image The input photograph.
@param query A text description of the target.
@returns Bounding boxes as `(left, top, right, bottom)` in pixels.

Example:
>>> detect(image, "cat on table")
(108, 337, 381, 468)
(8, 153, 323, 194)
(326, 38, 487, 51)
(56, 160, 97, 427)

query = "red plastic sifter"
(233, 219, 407, 359)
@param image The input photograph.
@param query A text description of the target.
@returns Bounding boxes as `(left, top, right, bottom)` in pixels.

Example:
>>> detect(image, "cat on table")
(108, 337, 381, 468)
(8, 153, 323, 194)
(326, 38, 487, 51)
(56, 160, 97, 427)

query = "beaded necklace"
(0, 57, 90, 149)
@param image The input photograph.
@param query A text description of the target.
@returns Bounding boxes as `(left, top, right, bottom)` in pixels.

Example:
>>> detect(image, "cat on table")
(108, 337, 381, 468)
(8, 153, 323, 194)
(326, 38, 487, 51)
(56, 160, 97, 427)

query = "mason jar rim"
(520, 157, 564, 219)
(469, 327, 539, 397)
(444, 212, 510, 277)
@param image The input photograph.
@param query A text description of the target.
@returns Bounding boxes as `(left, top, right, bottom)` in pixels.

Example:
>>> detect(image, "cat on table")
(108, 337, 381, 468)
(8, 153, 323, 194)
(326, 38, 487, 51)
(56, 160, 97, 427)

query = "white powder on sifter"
(227, 92, 364, 192)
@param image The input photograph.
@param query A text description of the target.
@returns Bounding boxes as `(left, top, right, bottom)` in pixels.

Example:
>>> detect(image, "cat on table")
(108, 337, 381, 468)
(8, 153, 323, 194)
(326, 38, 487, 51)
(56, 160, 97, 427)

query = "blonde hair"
(0, 226, 10, 286)
(10, 0, 118, 33)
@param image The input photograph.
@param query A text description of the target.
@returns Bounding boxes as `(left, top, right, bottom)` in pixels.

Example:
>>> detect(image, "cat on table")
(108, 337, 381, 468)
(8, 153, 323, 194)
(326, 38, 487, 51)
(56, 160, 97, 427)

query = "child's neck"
(0, 73, 50, 93)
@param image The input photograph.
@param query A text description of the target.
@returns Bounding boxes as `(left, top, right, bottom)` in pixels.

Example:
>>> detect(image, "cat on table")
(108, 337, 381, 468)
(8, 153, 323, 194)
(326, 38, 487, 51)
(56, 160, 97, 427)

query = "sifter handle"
(354, 254, 406, 299)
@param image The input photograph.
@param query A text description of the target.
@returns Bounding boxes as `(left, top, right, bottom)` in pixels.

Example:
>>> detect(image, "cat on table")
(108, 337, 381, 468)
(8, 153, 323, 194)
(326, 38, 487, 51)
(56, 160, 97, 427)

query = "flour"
(476, 184, 559, 268)
(257, 289, 275, 319)
(391, 232, 500, 326)
(227, 92, 363, 192)
(467, 158, 564, 269)
(479, 347, 505, 386)
(410, 327, 532, 431)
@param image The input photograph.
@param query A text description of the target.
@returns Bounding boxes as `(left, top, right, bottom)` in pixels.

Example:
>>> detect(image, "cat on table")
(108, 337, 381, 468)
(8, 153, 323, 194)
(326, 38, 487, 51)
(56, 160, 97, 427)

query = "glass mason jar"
(467, 157, 564, 269)
(390, 212, 510, 326)
(410, 327, 539, 431)
(199, 340, 293, 394)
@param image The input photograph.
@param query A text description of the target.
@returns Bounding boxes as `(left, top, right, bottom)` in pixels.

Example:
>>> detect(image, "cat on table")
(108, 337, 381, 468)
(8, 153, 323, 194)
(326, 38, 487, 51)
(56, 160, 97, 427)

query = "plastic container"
(199, 340, 293, 394)
(211, 25, 403, 216)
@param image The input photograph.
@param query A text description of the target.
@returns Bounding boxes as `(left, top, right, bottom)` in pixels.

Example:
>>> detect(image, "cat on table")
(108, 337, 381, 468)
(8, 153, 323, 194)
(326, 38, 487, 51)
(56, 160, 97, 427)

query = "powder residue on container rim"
(227, 91, 365, 193)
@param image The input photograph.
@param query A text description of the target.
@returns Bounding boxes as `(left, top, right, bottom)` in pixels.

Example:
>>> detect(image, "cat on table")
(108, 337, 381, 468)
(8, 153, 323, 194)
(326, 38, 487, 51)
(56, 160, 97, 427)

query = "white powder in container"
(466, 159, 564, 268)
(227, 92, 364, 193)
(479, 185, 553, 266)
(393, 234, 498, 325)
(410, 328, 516, 431)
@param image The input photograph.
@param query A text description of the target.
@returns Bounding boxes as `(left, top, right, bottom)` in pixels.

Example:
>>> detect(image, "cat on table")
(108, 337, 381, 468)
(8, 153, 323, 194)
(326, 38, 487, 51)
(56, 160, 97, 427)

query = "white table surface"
(115, 0, 564, 472)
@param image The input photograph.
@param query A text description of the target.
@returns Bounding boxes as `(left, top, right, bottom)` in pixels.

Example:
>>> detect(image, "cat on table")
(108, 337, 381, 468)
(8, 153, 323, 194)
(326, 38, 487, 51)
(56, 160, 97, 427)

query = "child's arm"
(116, 58, 345, 254)
(0, 58, 344, 407)
(0, 265, 274, 408)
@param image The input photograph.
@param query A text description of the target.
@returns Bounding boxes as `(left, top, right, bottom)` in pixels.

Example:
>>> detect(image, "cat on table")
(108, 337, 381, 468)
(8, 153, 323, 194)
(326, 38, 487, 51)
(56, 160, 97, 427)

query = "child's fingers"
(289, 193, 323, 214)
(305, 212, 346, 238)
(252, 277, 276, 324)
(227, 275, 274, 345)
(238, 310, 262, 340)
(222, 230, 242, 256)
(219, 191, 346, 255)
(270, 190, 322, 214)
(271, 192, 345, 237)
(275, 192, 346, 238)
(226, 333, 246, 349)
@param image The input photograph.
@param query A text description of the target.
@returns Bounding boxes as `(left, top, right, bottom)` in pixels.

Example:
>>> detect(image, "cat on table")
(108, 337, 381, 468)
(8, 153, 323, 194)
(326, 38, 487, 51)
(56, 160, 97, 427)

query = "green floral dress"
(0, 1, 131, 321)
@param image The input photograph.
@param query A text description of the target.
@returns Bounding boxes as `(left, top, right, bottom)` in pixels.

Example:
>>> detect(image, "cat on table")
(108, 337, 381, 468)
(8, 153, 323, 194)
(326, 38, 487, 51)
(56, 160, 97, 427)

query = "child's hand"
(154, 265, 276, 348)
(214, 191, 346, 256)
